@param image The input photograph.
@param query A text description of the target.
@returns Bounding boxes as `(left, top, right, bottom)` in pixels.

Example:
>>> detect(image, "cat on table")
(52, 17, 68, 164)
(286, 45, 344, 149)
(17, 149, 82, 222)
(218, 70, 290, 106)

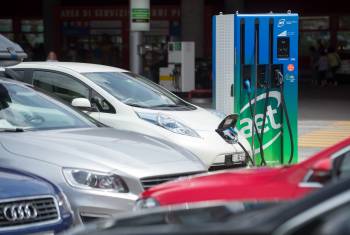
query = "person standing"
(318, 49, 329, 87)
(309, 46, 320, 85)
(46, 51, 58, 62)
(327, 47, 341, 86)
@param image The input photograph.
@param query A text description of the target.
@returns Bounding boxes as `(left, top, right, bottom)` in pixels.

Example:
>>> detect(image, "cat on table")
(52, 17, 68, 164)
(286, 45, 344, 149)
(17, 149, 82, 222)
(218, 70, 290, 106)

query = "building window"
(19, 19, 45, 61)
(21, 19, 44, 33)
(300, 16, 330, 57)
(338, 16, 350, 52)
(61, 20, 123, 67)
(339, 16, 350, 30)
(0, 19, 14, 40)
(300, 16, 330, 31)
(337, 31, 350, 51)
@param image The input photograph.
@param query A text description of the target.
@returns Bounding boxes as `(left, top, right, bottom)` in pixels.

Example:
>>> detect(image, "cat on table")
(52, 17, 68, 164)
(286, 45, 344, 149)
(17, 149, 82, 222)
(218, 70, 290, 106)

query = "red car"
(136, 137, 350, 209)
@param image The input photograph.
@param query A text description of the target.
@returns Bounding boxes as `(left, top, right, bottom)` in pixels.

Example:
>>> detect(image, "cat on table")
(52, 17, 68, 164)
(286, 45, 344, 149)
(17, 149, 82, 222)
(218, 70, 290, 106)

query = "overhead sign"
(130, 0, 150, 31)
(132, 9, 149, 23)
(59, 6, 180, 20)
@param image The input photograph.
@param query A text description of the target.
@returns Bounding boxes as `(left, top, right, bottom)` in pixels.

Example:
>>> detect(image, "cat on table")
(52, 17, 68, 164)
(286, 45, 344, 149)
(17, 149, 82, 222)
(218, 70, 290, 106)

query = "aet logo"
(277, 19, 285, 28)
(239, 91, 282, 152)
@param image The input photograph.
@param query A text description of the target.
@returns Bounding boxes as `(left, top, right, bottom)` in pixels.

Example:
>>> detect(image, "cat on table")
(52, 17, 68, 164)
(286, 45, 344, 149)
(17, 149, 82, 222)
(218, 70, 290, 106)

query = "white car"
(10, 62, 251, 170)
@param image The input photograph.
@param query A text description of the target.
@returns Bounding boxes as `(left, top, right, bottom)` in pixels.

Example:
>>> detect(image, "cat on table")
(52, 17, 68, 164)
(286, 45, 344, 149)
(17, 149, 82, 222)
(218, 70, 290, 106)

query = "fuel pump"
(159, 42, 195, 92)
(213, 12, 299, 166)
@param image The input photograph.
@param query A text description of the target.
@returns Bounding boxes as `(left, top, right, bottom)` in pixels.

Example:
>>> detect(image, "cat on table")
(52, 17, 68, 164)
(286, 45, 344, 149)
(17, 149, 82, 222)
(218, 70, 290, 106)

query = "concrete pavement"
(297, 83, 350, 160)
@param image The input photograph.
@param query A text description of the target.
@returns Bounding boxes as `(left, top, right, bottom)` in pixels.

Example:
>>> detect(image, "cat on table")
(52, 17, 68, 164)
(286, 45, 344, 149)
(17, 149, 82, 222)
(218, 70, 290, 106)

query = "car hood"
(143, 167, 292, 203)
(0, 167, 55, 199)
(0, 128, 205, 178)
(134, 106, 221, 131)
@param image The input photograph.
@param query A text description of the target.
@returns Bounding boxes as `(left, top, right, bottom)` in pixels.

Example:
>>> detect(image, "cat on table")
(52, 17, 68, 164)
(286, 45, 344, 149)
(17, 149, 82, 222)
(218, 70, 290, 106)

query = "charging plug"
(274, 69, 284, 86)
(222, 127, 238, 143)
(243, 79, 252, 94)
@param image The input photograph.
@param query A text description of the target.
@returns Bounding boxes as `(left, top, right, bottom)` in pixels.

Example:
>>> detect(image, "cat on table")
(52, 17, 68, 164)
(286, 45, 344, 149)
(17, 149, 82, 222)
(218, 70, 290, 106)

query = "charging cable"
(226, 127, 255, 166)
(215, 115, 255, 166)
(259, 75, 270, 166)
(275, 70, 294, 164)
(243, 79, 266, 165)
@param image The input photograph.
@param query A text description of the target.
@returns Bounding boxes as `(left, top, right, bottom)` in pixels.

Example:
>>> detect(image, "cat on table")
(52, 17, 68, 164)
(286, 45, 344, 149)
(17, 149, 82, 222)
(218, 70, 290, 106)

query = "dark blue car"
(0, 167, 73, 234)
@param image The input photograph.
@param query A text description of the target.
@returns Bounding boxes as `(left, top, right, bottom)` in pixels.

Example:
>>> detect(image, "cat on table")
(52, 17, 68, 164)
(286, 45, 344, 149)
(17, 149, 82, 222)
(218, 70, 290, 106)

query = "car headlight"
(134, 197, 160, 210)
(136, 112, 200, 138)
(63, 168, 129, 193)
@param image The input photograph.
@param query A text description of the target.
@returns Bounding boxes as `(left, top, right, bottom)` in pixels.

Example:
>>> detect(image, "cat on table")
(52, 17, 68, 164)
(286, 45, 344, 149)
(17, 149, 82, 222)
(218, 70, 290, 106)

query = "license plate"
(225, 153, 246, 166)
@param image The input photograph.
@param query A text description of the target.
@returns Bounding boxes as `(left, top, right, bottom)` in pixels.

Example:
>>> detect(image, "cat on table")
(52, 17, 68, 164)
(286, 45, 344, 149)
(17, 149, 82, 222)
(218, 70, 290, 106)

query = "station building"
(0, 0, 349, 81)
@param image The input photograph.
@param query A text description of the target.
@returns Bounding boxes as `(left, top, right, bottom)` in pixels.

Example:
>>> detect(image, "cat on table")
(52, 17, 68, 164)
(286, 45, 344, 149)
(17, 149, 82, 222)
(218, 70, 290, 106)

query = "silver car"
(0, 78, 206, 224)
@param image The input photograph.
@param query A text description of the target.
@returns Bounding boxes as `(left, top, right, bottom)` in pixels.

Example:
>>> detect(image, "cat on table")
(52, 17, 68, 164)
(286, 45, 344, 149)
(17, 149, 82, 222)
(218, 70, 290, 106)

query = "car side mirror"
(71, 98, 92, 111)
(312, 158, 332, 173)
(309, 158, 332, 184)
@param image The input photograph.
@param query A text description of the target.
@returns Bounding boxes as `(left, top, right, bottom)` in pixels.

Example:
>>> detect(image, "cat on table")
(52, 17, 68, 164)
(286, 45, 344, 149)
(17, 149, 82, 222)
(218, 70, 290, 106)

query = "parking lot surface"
(298, 83, 350, 160)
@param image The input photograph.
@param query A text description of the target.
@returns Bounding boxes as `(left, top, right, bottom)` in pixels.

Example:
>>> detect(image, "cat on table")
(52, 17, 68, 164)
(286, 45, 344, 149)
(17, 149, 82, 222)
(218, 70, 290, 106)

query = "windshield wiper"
(0, 128, 26, 132)
(125, 103, 148, 108)
(151, 104, 183, 108)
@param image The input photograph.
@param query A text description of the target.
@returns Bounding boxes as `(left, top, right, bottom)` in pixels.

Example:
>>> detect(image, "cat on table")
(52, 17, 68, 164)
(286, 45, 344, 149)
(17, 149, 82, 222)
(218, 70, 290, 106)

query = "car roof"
(11, 62, 129, 73)
(0, 34, 27, 67)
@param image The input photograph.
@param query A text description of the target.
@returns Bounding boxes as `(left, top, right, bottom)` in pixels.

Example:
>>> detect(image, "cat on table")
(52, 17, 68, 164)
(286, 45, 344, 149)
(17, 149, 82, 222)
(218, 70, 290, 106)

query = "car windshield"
(0, 82, 96, 131)
(83, 71, 195, 110)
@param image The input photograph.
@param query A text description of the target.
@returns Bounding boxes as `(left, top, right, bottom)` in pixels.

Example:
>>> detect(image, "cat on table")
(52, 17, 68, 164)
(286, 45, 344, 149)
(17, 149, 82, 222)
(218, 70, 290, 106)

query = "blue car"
(0, 167, 73, 234)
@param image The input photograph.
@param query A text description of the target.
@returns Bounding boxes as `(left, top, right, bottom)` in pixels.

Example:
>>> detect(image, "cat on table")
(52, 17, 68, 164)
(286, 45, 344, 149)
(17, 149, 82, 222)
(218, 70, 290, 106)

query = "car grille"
(141, 172, 203, 190)
(0, 196, 59, 228)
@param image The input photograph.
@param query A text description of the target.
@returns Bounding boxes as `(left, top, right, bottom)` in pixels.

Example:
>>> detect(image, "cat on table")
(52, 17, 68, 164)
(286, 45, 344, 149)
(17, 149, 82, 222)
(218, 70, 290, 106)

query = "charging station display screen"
(277, 37, 290, 58)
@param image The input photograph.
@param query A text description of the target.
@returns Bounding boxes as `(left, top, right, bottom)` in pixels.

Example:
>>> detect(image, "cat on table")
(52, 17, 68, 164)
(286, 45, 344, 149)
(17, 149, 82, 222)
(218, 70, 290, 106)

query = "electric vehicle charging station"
(213, 12, 299, 166)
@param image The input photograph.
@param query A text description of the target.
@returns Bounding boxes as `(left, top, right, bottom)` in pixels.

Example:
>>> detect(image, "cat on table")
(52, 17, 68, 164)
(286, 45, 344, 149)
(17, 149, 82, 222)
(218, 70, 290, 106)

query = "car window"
(0, 69, 30, 84)
(0, 82, 95, 131)
(83, 71, 195, 110)
(303, 149, 350, 185)
(14, 70, 25, 78)
(91, 90, 116, 114)
(335, 151, 350, 179)
(10, 69, 29, 83)
(304, 169, 331, 185)
(33, 71, 89, 103)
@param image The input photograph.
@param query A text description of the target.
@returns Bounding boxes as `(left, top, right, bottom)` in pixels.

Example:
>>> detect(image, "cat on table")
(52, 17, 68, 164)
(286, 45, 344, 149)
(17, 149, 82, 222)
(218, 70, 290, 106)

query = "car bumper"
(62, 186, 139, 224)
(0, 211, 73, 235)
(165, 130, 251, 169)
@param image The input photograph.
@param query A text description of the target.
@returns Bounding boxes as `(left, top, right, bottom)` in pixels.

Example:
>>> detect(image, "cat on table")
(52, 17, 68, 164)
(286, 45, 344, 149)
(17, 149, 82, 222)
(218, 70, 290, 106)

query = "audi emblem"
(3, 203, 38, 222)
